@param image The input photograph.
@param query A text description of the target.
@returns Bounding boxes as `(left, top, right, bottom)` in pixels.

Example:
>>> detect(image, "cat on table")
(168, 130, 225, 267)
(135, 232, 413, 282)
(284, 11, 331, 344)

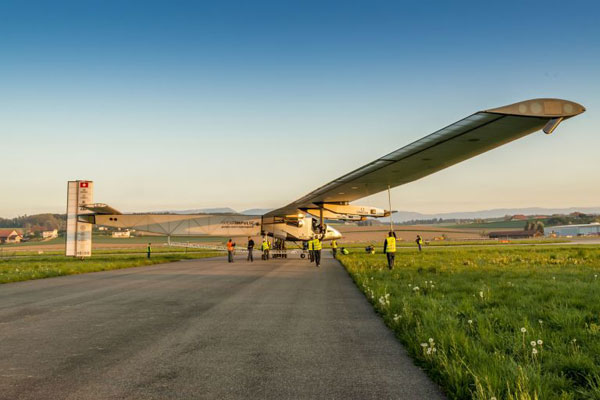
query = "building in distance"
(0, 230, 23, 244)
(546, 223, 600, 237)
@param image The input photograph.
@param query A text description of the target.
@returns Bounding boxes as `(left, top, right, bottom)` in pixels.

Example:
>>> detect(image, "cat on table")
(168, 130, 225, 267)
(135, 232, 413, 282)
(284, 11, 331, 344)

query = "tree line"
(0, 214, 66, 231)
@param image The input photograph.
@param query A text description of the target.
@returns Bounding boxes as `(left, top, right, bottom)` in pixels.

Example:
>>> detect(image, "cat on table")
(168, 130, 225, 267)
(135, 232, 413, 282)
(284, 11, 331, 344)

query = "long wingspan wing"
(266, 98, 585, 217)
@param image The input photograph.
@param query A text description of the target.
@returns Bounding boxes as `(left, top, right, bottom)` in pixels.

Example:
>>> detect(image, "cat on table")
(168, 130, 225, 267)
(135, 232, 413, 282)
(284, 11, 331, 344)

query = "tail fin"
(65, 180, 94, 257)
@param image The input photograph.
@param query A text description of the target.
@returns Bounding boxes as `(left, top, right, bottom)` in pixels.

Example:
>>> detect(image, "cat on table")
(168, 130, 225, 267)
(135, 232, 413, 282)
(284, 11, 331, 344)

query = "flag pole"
(387, 185, 393, 233)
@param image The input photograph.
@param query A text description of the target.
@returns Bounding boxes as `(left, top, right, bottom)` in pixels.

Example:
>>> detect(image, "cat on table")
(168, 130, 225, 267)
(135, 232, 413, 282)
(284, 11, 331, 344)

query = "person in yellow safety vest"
(383, 231, 397, 270)
(313, 236, 322, 267)
(261, 239, 270, 260)
(331, 239, 338, 258)
(307, 238, 314, 262)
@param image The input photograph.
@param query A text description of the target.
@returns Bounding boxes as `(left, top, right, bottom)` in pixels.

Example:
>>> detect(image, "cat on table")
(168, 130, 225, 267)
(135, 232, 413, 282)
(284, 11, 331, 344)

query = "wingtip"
(485, 98, 585, 118)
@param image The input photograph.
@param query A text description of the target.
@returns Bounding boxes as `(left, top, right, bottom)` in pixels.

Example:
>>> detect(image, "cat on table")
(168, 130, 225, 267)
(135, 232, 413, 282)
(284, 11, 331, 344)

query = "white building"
(42, 229, 58, 239)
(546, 223, 600, 237)
(111, 230, 131, 238)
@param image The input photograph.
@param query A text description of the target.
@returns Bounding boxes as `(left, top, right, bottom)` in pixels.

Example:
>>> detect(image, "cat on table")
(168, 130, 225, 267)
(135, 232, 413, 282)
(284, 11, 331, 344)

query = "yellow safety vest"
(308, 240, 313, 250)
(386, 237, 396, 252)
(262, 241, 269, 250)
(331, 240, 337, 249)
(313, 238, 322, 251)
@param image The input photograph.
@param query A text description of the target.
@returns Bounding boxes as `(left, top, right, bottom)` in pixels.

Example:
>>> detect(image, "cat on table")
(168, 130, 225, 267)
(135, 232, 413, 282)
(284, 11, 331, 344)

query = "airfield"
(0, 255, 444, 400)
(2, 238, 600, 398)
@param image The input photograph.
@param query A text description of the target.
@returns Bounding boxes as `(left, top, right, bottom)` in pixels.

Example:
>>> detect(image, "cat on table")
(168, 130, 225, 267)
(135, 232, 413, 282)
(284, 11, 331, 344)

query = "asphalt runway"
(0, 255, 445, 399)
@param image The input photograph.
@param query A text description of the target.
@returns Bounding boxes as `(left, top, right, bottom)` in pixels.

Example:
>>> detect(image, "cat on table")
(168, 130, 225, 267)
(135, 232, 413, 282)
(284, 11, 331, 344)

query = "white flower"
(420, 343, 428, 347)
(530, 341, 536, 347)
(426, 348, 432, 355)
(552, 276, 556, 280)
(537, 339, 543, 345)
(413, 286, 420, 291)
(532, 348, 538, 355)
(572, 338, 577, 343)
(428, 338, 434, 343)
(521, 327, 527, 333)
(432, 347, 437, 352)
(479, 291, 484, 298)
(431, 285, 435, 288)
(539, 319, 543, 325)
(468, 320, 473, 325)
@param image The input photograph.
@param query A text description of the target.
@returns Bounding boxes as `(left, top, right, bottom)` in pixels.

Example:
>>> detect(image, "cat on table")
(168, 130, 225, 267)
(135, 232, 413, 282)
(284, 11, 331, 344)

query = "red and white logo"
(79, 181, 89, 188)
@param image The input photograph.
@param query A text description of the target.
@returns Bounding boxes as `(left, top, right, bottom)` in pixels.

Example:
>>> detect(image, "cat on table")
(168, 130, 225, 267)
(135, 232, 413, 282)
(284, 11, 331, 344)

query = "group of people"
(224, 232, 425, 268)
(225, 237, 271, 263)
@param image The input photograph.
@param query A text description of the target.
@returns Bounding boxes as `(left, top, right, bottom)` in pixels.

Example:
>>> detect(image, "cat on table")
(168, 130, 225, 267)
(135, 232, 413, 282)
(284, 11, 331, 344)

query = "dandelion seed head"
(428, 338, 434, 343)
(521, 327, 527, 333)
(537, 339, 543, 345)
(532, 348, 538, 355)
(468, 320, 473, 324)
(420, 343, 428, 347)
(530, 341, 536, 347)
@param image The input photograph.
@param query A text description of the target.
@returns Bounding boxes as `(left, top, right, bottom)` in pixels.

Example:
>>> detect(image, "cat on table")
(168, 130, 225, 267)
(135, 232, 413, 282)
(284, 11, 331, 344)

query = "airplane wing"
(266, 98, 585, 218)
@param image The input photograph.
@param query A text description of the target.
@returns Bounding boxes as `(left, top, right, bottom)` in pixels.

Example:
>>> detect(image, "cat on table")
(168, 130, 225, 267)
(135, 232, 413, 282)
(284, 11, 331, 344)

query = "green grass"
(338, 246, 600, 399)
(326, 238, 568, 249)
(1, 234, 226, 248)
(0, 247, 222, 257)
(0, 251, 223, 284)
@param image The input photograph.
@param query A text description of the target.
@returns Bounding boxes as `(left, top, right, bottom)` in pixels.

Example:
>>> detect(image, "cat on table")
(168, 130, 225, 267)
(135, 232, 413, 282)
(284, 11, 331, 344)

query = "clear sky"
(1, 0, 598, 217)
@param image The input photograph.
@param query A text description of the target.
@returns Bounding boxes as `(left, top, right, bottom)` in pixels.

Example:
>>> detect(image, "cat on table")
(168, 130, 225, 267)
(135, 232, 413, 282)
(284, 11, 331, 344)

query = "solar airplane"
(65, 98, 585, 257)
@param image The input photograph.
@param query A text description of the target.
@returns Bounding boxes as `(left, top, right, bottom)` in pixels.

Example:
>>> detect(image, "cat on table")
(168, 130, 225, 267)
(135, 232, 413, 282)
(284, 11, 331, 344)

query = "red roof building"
(0, 230, 23, 244)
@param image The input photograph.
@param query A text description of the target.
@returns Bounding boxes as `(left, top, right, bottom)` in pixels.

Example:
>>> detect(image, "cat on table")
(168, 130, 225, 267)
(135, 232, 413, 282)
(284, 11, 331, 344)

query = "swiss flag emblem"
(80, 181, 89, 188)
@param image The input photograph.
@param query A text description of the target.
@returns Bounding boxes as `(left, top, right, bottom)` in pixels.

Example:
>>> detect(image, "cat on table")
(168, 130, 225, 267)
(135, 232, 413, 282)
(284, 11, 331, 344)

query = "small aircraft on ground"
(65, 98, 585, 257)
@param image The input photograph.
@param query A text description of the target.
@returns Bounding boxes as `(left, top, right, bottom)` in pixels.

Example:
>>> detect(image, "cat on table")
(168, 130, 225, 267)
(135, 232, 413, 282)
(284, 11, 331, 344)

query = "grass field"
(1, 234, 226, 248)
(338, 246, 600, 399)
(0, 251, 223, 284)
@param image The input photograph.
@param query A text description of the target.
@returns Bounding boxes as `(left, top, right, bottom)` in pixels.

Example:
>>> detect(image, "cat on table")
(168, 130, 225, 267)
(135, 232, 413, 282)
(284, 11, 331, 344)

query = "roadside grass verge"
(338, 246, 600, 399)
(326, 238, 568, 249)
(0, 251, 223, 284)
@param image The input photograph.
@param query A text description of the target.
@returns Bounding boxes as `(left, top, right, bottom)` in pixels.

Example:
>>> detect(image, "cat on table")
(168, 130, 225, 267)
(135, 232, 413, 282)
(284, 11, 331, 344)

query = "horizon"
(1, 1, 599, 217)
(3, 205, 600, 220)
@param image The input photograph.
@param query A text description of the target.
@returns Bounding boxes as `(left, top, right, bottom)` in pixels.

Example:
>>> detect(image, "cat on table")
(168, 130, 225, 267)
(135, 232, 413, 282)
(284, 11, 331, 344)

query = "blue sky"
(1, 0, 599, 217)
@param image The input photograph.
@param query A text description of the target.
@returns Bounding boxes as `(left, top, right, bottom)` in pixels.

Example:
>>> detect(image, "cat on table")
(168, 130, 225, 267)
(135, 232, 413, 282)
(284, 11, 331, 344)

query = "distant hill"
(387, 207, 600, 223)
(169, 207, 237, 214)
(241, 208, 272, 216)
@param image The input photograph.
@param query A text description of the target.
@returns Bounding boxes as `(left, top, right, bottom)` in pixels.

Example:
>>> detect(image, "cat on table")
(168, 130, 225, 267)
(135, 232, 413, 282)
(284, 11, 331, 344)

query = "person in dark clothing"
(247, 237, 255, 262)
(147, 243, 152, 259)
(416, 235, 423, 252)
(383, 232, 396, 270)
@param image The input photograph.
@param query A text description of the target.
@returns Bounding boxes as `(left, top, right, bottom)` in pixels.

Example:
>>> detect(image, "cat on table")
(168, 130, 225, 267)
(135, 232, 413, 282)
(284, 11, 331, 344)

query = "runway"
(0, 255, 444, 399)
